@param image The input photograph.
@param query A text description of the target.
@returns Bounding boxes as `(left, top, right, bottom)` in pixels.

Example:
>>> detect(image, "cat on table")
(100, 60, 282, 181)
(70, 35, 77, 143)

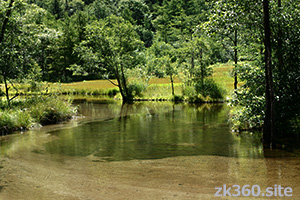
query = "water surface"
(0, 101, 299, 199)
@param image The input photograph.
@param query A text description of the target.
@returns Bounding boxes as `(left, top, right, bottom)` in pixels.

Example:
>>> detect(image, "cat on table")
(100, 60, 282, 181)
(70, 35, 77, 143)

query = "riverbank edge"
(0, 95, 226, 135)
(0, 96, 77, 135)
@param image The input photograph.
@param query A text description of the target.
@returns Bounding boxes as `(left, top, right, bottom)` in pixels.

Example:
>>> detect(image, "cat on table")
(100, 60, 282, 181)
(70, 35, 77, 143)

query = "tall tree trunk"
(234, 29, 238, 90)
(200, 48, 204, 86)
(0, 0, 14, 43)
(277, 0, 283, 101)
(0, 0, 14, 107)
(170, 74, 175, 96)
(113, 65, 126, 102)
(277, 0, 283, 72)
(263, 0, 276, 148)
(120, 63, 131, 103)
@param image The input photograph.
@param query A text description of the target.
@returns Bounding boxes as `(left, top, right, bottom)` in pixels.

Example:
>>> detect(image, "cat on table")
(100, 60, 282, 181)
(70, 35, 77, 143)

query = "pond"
(0, 101, 300, 199)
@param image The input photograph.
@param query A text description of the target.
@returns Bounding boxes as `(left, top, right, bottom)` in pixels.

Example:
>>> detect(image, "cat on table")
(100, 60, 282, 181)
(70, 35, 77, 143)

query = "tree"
(0, 0, 15, 105)
(146, 41, 178, 96)
(203, 0, 248, 90)
(0, 1, 44, 105)
(262, 0, 275, 148)
(178, 34, 212, 87)
(73, 16, 144, 102)
(152, 1, 172, 43)
(229, 0, 300, 138)
(118, 0, 154, 47)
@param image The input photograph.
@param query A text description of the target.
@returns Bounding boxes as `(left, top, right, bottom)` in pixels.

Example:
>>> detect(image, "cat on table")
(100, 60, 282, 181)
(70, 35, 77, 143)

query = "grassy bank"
(0, 96, 77, 133)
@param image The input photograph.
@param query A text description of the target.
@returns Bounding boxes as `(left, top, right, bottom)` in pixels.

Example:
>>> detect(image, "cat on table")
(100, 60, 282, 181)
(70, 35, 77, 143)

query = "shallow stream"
(0, 101, 299, 199)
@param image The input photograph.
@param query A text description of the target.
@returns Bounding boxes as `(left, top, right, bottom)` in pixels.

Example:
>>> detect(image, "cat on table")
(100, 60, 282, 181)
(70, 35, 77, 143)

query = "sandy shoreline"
(1, 151, 300, 200)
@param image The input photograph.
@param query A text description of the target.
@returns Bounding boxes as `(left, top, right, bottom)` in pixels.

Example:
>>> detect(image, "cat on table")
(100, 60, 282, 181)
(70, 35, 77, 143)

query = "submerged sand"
(1, 150, 300, 200)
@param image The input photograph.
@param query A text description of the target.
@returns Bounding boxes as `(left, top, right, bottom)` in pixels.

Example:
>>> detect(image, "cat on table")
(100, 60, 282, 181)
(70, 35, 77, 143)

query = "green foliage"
(227, 0, 300, 136)
(127, 82, 146, 98)
(177, 34, 213, 86)
(118, 0, 154, 47)
(194, 79, 225, 100)
(107, 88, 119, 96)
(1, 0, 299, 139)
(0, 96, 77, 132)
(29, 96, 77, 125)
(30, 97, 75, 125)
(171, 95, 184, 102)
(73, 15, 144, 102)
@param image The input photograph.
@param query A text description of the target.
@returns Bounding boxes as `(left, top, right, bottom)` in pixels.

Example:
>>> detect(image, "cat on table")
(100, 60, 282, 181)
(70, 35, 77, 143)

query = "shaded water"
(0, 101, 300, 199)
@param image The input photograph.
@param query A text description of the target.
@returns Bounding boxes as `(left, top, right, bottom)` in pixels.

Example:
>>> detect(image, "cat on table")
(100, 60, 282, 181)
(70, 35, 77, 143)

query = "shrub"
(30, 96, 77, 125)
(0, 109, 32, 132)
(194, 79, 225, 100)
(127, 82, 146, 98)
(107, 88, 119, 96)
(182, 85, 196, 97)
(172, 95, 184, 102)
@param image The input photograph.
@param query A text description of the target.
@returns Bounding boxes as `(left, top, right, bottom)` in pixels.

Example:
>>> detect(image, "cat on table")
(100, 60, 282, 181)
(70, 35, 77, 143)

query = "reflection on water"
(1, 102, 299, 161)
(43, 102, 267, 161)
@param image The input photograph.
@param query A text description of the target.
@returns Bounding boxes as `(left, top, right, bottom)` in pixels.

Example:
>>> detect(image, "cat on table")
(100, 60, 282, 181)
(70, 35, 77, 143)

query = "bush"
(172, 95, 184, 102)
(107, 88, 119, 96)
(30, 96, 77, 125)
(182, 85, 196, 97)
(127, 83, 146, 98)
(0, 109, 32, 132)
(0, 96, 77, 133)
(194, 79, 225, 100)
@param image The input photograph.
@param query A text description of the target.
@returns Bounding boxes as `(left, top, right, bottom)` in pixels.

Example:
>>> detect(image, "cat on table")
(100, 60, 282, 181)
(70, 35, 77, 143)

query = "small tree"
(202, 0, 247, 90)
(73, 16, 144, 103)
(146, 41, 178, 96)
(0, 1, 44, 106)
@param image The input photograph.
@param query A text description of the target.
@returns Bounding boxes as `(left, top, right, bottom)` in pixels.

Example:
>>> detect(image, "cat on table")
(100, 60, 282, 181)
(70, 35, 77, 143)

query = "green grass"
(0, 96, 77, 133)
(0, 62, 235, 101)
(46, 63, 235, 100)
(210, 62, 244, 94)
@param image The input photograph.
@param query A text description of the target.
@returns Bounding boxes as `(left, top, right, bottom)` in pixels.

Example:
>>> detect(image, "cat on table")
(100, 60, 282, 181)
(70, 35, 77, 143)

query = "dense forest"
(0, 0, 299, 147)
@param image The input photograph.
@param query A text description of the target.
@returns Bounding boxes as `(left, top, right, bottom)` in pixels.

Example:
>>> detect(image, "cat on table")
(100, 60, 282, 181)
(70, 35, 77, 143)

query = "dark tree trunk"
(234, 29, 238, 90)
(170, 74, 175, 96)
(0, 0, 14, 107)
(0, 0, 14, 43)
(200, 48, 204, 86)
(277, 0, 283, 72)
(263, 0, 276, 148)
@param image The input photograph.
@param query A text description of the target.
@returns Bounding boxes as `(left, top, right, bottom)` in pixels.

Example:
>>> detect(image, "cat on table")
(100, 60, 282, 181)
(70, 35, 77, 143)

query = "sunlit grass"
(0, 62, 236, 100)
(46, 63, 236, 99)
(141, 83, 183, 99)
(210, 61, 243, 95)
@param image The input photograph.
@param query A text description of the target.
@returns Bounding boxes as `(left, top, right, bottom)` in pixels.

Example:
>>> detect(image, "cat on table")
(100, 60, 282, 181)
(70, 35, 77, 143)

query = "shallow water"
(0, 101, 300, 199)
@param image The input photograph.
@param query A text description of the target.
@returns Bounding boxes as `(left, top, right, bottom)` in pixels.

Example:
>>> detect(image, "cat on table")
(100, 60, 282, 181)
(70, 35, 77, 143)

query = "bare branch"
(106, 78, 119, 87)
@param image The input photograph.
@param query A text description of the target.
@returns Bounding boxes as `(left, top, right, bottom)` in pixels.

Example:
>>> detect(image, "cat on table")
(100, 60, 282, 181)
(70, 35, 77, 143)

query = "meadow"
(48, 62, 237, 100)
